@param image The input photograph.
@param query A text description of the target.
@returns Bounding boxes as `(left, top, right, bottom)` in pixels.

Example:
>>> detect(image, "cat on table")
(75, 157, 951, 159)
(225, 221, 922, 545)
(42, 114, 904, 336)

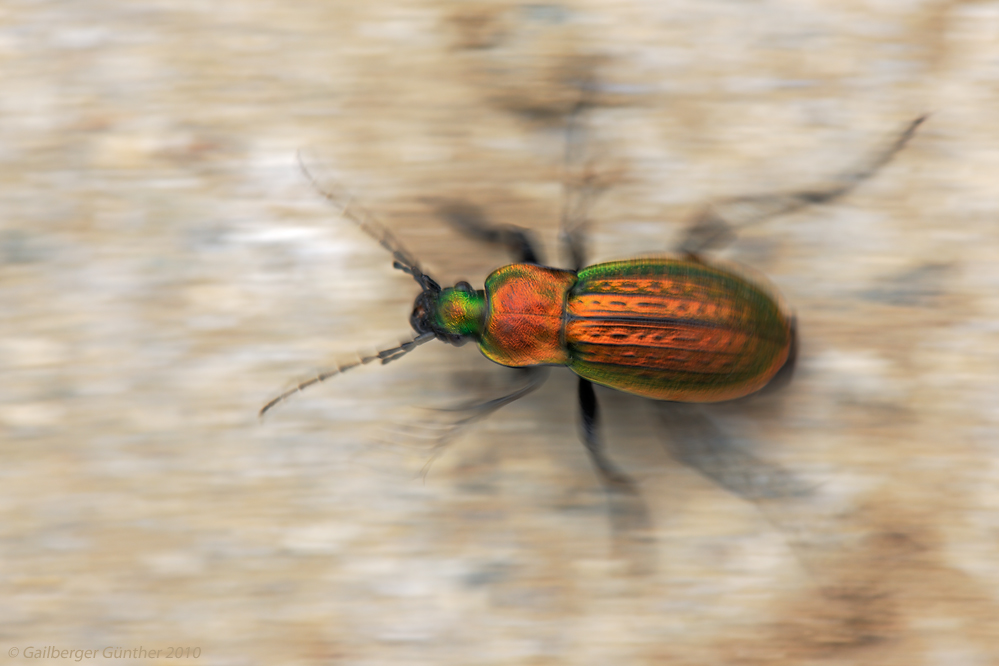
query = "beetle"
(262, 115, 924, 496)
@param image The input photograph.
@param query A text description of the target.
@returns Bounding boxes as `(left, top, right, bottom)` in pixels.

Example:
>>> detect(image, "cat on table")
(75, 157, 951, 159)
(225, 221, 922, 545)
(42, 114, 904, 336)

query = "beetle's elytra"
(262, 114, 923, 496)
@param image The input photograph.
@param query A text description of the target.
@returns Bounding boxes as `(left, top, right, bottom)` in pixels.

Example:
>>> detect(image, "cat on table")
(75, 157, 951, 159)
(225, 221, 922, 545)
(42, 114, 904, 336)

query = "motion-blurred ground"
(3, 1, 999, 664)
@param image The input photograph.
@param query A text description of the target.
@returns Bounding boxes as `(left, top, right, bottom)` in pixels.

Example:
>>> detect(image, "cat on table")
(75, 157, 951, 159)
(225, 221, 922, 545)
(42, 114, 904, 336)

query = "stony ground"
(3, 1, 999, 664)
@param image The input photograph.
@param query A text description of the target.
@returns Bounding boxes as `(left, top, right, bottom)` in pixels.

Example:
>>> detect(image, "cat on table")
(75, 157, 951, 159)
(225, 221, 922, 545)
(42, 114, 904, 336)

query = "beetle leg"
(578, 378, 637, 490)
(578, 377, 655, 569)
(653, 402, 811, 501)
(677, 115, 927, 257)
(558, 100, 620, 272)
(429, 199, 544, 264)
(654, 401, 838, 581)
(414, 366, 551, 478)
(446, 366, 550, 421)
(559, 101, 590, 271)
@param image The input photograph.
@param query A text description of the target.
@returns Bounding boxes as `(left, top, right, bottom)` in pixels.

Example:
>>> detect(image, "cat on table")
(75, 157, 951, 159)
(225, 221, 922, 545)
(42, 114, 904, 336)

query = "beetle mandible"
(262, 113, 925, 493)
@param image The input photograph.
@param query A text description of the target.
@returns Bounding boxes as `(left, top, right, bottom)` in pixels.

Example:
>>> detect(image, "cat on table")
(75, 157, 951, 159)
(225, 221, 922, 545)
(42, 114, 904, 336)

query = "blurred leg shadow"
(629, 400, 820, 579)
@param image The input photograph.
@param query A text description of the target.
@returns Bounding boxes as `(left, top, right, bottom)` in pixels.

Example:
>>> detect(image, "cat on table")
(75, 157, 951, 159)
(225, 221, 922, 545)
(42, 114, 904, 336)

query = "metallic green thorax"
(433, 288, 487, 337)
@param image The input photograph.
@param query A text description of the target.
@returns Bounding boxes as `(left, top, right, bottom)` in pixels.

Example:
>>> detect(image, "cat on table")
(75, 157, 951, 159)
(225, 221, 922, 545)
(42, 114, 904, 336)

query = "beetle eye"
(410, 293, 436, 336)
(455, 281, 474, 294)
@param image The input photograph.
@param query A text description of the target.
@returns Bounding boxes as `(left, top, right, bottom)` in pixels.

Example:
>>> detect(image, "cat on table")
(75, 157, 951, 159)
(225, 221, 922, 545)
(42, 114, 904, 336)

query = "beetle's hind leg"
(578, 378, 654, 567)
(654, 401, 811, 501)
(677, 115, 926, 257)
(578, 378, 635, 489)
(429, 200, 544, 264)
(559, 101, 591, 271)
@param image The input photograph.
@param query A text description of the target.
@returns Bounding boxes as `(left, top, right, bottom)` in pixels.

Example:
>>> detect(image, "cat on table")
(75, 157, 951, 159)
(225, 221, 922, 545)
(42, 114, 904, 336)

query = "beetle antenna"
(297, 151, 435, 289)
(259, 332, 436, 417)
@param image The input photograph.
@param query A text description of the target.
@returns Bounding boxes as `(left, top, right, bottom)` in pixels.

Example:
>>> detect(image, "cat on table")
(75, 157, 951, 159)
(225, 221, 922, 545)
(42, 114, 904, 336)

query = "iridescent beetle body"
(263, 115, 922, 507)
(432, 259, 792, 403)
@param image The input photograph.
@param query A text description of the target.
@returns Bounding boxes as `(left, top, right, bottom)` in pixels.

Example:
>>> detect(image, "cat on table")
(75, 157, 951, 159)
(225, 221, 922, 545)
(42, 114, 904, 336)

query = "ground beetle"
(262, 114, 924, 496)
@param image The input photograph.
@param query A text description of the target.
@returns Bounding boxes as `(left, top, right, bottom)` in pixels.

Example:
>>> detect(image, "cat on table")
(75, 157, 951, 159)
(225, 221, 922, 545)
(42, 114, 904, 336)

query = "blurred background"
(3, 0, 999, 663)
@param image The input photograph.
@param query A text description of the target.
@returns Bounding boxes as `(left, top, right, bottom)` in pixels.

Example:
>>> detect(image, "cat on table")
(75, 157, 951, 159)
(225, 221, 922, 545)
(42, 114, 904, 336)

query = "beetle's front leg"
(430, 200, 544, 265)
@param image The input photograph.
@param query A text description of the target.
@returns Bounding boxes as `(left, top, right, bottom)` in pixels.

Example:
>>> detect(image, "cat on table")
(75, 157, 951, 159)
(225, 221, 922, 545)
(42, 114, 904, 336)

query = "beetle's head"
(410, 280, 485, 347)
(409, 278, 441, 338)
(263, 159, 480, 417)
